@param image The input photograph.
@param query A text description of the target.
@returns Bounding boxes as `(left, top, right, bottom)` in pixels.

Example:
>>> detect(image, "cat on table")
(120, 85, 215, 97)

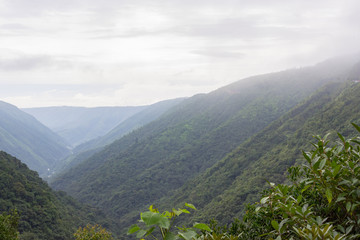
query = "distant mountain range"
(50, 55, 360, 235)
(54, 98, 185, 173)
(0, 97, 185, 178)
(0, 101, 70, 176)
(22, 106, 147, 147)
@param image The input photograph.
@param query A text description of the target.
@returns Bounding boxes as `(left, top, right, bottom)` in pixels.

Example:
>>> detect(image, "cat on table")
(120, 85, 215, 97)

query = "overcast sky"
(0, 0, 359, 107)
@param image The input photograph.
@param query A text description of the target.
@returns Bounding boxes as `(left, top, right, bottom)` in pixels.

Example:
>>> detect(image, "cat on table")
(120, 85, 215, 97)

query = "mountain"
(161, 79, 360, 225)
(54, 98, 185, 173)
(50, 56, 360, 235)
(0, 151, 116, 240)
(0, 101, 70, 176)
(22, 106, 147, 147)
(74, 98, 186, 154)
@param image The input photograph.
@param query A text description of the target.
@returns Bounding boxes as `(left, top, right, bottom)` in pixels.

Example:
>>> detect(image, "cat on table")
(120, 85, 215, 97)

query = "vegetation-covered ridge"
(50, 56, 360, 234)
(0, 151, 116, 240)
(53, 98, 185, 174)
(164, 80, 360, 225)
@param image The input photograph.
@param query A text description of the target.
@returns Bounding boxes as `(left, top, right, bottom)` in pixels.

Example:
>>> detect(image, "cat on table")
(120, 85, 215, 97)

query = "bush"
(226, 123, 360, 240)
(128, 203, 211, 240)
(74, 224, 114, 240)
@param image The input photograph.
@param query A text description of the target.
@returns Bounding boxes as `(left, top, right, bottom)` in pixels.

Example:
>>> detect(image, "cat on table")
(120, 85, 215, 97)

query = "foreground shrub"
(74, 224, 114, 240)
(227, 123, 360, 239)
(128, 203, 211, 240)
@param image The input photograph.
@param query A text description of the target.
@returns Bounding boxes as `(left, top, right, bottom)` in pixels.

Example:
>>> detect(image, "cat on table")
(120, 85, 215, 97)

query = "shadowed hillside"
(0, 151, 116, 239)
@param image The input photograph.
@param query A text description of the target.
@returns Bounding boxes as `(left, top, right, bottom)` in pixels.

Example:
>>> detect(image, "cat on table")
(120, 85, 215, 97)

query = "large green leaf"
(127, 224, 140, 234)
(193, 223, 211, 232)
(271, 220, 279, 231)
(136, 229, 147, 238)
(185, 203, 196, 210)
(141, 211, 170, 229)
(178, 230, 197, 240)
(325, 188, 333, 204)
(164, 232, 179, 240)
(351, 123, 360, 133)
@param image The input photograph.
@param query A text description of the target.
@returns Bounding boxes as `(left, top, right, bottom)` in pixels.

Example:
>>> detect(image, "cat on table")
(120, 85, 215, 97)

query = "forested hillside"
(54, 98, 185, 173)
(0, 151, 116, 240)
(23, 106, 147, 147)
(0, 101, 70, 177)
(51, 56, 359, 235)
(74, 98, 185, 154)
(162, 79, 360, 225)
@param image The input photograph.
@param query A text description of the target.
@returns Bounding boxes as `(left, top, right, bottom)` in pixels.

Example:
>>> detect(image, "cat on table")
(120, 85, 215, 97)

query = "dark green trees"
(0, 210, 19, 240)
(0, 151, 115, 239)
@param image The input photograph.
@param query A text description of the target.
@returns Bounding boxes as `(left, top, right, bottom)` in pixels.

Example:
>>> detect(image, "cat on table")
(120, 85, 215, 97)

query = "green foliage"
(0, 210, 20, 240)
(128, 204, 211, 240)
(223, 124, 360, 240)
(74, 224, 114, 240)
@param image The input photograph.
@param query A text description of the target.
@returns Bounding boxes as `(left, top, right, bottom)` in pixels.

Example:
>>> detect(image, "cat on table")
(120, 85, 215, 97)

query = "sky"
(0, 0, 359, 108)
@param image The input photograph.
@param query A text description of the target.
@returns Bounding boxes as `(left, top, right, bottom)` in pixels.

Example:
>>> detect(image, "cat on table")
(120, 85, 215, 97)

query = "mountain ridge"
(22, 105, 147, 147)
(184, 80, 360, 224)
(50, 56, 360, 235)
(51, 98, 185, 174)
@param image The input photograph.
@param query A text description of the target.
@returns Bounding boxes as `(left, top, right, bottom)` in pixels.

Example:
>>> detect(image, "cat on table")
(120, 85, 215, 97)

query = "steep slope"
(54, 98, 185, 173)
(0, 101, 70, 176)
(22, 106, 146, 147)
(0, 151, 115, 240)
(50, 56, 359, 234)
(165, 79, 360, 225)
(74, 98, 185, 154)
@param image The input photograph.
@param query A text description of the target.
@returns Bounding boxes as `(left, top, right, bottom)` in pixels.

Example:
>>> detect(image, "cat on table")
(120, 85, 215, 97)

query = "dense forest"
(128, 124, 360, 239)
(0, 151, 117, 239)
(164, 80, 360, 225)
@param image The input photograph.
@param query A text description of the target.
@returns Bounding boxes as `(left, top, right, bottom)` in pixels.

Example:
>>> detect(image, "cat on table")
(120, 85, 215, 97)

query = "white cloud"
(0, 0, 359, 107)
